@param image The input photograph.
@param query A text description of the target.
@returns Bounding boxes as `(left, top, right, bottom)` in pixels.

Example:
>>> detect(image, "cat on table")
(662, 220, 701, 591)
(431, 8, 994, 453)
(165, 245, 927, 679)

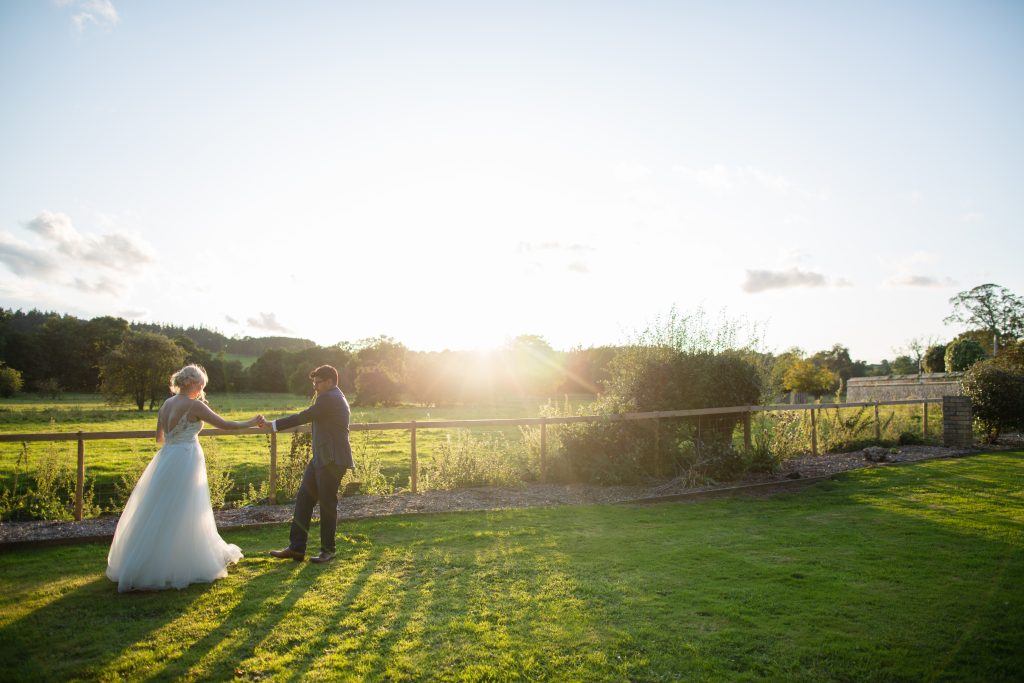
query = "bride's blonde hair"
(170, 364, 209, 402)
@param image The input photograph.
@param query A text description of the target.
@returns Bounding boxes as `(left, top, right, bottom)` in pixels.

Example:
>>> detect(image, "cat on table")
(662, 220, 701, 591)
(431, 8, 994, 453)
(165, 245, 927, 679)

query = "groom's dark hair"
(309, 365, 339, 385)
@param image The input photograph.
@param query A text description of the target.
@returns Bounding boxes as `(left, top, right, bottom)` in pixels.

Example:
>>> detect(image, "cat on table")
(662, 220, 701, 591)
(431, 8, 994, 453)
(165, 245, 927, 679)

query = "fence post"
(269, 431, 278, 505)
(874, 402, 881, 440)
(654, 418, 660, 460)
(75, 433, 84, 521)
(410, 421, 418, 493)
(810, 408, 818, 456)
(696, 415, 702, 458)
(923, 401, 929, 438)
(539, 418, 547, 481)
(743, 410, 752, 456)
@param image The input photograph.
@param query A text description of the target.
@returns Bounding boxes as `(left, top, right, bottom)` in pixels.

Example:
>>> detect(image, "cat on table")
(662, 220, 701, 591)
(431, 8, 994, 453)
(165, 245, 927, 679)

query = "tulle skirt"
(106, 438, 242, 592)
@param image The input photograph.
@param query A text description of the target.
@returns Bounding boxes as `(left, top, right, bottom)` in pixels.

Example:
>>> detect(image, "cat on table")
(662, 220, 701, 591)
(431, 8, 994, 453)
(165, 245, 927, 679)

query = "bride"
(106, 364, 263, 592)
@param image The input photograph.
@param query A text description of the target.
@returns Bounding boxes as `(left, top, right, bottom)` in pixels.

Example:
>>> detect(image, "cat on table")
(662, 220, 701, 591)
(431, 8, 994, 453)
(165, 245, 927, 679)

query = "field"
(0, 451, 1021, 681)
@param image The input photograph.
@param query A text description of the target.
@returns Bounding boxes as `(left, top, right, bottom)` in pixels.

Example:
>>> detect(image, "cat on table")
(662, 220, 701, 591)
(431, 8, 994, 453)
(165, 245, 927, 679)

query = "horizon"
(2, 2, 1022, 365)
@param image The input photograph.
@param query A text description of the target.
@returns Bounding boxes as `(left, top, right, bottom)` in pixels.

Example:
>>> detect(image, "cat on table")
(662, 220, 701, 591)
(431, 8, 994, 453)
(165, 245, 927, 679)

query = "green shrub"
(544, 349, 761, 485)
(897, 430, 924, 445)
(419, 430, 531, 491)
(750, 411, 804, 468)
(1, 442, 100, 521)
(354, 453, 396, 495)
(0, 365, 24, 397)
(281, 431, 311, 501)
(202, 439, 234, 510)
(820, 406, 874, 452)
(945, 338, 986, 371)
(961, 361, 1024, 443)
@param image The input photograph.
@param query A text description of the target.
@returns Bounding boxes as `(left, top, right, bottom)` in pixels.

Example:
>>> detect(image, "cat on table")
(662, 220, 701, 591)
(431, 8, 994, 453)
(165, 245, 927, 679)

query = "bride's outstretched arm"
(191, 401, 263, 430)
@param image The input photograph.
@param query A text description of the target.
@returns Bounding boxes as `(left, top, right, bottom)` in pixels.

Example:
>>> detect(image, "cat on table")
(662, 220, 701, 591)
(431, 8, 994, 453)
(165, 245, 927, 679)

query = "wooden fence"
(0, 398, 942, 520)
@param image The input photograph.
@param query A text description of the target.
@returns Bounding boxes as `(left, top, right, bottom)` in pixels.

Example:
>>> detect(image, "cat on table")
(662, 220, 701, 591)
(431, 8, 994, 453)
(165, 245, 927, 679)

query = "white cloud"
(517, 241, 594, 274)
(25, 210, 153, 273)
(673, 164, 823, 199)
(741, 267, 831, 293)
(72, 276, 122, 296)
(1, 211, 155, 299)
(0, 232, 61, 277)
(247, 312, 290, 333)
(57, 0, 120, 32)
(887, 274, 957, 288)
(567, 261, 590, 273)
(225, 315, 240, 325)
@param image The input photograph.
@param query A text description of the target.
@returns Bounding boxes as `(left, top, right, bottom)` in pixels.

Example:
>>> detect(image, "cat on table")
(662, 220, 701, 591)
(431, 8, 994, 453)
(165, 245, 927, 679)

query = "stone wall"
(846, 373, 962, 402)
(942, 396, 973, 448)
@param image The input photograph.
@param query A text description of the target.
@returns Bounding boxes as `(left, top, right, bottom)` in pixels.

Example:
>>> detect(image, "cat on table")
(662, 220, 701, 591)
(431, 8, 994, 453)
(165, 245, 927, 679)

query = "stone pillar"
(942, 396, 973, 448)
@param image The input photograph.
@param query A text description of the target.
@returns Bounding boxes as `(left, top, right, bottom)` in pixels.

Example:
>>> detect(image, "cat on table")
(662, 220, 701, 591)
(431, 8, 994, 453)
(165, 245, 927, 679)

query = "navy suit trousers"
(289, 460, 343, 554)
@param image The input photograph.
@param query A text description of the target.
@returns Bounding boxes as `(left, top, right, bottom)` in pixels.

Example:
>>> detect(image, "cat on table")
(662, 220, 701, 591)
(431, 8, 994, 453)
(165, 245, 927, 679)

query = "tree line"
(1, 283, 1021, 407)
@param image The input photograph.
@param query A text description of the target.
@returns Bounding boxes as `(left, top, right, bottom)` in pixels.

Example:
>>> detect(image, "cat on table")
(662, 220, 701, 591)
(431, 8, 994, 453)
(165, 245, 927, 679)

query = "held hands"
(255, 415, 269, 429)
(247, 415, 266, 429)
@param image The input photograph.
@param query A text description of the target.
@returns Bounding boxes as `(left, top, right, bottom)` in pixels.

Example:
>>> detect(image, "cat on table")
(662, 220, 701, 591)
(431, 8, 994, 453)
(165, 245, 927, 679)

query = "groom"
(262, 365, 353, 564)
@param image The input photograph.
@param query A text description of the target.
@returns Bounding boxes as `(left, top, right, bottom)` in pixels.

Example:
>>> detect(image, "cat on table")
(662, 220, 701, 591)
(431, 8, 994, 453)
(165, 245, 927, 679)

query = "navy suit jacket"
(276, 386, 353, 470)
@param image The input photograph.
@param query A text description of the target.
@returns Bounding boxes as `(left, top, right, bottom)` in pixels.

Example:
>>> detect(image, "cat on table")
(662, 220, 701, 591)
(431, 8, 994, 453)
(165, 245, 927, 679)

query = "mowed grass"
(1, 452, 1021, 682)
(0, 394, 581, 506)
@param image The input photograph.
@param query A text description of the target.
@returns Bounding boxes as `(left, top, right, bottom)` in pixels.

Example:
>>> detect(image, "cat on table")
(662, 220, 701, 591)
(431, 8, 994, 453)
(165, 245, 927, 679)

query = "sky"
(1, 0, 1022, 363)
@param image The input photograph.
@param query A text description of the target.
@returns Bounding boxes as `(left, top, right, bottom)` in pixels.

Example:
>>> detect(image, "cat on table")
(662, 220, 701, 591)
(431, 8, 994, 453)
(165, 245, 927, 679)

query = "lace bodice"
(165, 412, 203, 444)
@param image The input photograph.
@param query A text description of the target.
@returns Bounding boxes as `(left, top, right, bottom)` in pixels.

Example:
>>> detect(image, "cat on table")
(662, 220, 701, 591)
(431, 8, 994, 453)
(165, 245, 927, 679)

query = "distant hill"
(129, 322, 317, 355)
(0, 308, 317, 356)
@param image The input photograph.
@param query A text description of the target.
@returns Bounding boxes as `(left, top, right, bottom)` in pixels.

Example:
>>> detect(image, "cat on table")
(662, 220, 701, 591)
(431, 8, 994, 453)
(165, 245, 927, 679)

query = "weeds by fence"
(0, 399, 944, 521)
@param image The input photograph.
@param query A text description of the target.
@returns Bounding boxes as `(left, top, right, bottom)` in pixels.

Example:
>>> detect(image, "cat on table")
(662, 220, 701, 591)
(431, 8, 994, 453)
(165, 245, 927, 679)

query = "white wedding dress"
(106, 413, 243, 592)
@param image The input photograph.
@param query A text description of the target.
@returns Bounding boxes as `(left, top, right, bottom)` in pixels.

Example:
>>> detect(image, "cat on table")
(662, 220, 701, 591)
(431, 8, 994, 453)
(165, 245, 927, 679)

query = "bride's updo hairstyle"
(170, 364, 209, 402)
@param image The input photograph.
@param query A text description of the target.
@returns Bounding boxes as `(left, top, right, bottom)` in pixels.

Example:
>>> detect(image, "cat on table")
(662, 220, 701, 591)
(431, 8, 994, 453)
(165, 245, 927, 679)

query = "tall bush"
(553, 346, 762, 484)
(960, 361, 1024, 443)
(944, 338, 986, 372)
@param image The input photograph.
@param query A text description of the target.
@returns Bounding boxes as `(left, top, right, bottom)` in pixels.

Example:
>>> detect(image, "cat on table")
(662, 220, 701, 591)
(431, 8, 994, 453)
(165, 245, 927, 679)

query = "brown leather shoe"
(309, 551, 335, 564)
(269, 548, 305, 561)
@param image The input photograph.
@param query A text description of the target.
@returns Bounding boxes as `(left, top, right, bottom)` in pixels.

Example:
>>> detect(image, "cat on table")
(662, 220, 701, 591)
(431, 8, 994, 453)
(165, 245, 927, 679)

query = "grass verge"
(0, 451, 1021, 681)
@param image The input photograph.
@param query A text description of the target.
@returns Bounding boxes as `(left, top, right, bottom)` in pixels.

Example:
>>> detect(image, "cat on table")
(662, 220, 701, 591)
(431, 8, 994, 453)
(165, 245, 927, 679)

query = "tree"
(768, 348, 804, 401)
(811, 344, 867, 385)
(0, 364, 23, 397)
(945, 283, 1024, 356)
(782, 359, 837, 400)
(354, 365, 403, 406)
(248, 349, 288, 392)
(503, 334, 562, 396)
(944, 338, 986, 372)
(922, 344, 948, 373)
(992, 339, 1024, 372)
(890, 355, 918, 375)
(99, 332, 186, 410)
(355, 336, 407, 379)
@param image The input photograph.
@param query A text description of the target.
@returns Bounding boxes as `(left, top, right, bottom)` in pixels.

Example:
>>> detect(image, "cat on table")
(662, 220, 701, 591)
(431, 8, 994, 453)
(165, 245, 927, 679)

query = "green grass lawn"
(0, 394, 578, 507)
(1, 452, 1021, 681)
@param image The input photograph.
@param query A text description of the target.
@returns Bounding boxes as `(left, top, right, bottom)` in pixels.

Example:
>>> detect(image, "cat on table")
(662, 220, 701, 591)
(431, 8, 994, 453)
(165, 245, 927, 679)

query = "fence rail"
(0, 398, 943, 520)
